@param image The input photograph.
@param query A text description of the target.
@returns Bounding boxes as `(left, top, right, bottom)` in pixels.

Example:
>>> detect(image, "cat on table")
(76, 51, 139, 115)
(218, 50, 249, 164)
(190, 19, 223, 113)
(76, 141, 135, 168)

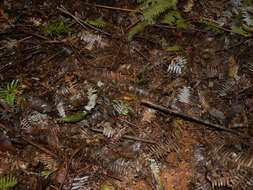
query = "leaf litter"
(0, 0, 253, 189)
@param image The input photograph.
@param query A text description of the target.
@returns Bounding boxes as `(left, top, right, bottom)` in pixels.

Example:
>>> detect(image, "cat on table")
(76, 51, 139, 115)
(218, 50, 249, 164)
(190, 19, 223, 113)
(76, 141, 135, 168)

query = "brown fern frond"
(107, 158, 128, 175)
(212, 144, 240, 166)
(144, 135, 179, 160)
(233, 149, 253, 169)
(145, 143, 169, 160)
(34, 153, 58, 170)
(207, 169, 253, 189)
(103, 122, 116, 138)
(246, 62, 253, 73)
(217, 79, 236, 97)
(212, 144, 253, 169)
(111, 126, 128, 145)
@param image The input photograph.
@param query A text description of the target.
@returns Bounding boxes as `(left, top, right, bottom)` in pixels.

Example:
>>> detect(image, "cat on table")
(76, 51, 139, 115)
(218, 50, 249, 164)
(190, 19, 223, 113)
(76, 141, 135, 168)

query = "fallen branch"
(141, 100, 250, 138)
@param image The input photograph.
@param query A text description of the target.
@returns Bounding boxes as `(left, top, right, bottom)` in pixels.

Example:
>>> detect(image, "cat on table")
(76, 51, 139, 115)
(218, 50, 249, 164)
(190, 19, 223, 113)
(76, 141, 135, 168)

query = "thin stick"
(82, 2, 139, 13)
(57, 6, 111, 37)
(90, 128, 156, 144)
(200, 17, 251, 37)
(141, 100, 250, 138)
(22, 137, 58, 159)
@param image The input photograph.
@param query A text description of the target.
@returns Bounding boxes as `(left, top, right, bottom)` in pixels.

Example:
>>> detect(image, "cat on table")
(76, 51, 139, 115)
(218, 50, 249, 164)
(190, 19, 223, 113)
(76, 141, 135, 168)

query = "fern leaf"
(143, 0, 173, 20)
(0, 174, 18, 189)
(0, 80, 18, 111)
(162, 11, 177, 24)
(176, 20, 188, 29)
(129, 0, 186, 40)
(128, 20, 148, 40)
(0, 88, 8, 100)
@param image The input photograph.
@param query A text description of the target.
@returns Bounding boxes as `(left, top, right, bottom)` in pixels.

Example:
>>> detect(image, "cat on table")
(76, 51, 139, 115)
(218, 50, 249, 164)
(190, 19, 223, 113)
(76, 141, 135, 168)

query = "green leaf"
(56, 112, 86, 123)
(121, 108, 129, 116)
(87, 19, 107, 28)
(41, 170, 55, 178)
(166, 45, 183, 52)
(231, 26, 248, 35)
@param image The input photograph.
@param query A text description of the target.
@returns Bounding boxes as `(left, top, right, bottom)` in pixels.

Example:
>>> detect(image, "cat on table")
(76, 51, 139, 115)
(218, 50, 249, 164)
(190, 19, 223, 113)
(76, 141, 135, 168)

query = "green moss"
(43, 19, 76, 36)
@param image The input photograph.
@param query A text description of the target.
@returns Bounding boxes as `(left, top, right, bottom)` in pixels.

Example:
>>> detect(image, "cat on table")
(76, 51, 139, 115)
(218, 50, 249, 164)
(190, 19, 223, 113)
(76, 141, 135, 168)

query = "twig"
(0, 122, 14, 132)
(82, 2, 139, 13)
(0, 122, 58, 158)
(58, 146, 82, 190)
(90, 128, 156, 144)
(199, 16, 251, 37)
(57, 6, 111, 37)
(22, 137, 58, 159)
(141, 100, 250, 138)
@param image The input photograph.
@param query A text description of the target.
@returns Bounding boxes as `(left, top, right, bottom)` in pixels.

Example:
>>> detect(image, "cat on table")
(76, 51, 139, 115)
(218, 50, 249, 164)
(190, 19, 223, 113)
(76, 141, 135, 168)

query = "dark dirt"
(0, 0, 253, 189)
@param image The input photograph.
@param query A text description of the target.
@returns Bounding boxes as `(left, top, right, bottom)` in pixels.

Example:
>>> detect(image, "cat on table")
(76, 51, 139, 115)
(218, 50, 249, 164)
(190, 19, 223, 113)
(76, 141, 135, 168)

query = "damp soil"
(0, 0, 253, 189)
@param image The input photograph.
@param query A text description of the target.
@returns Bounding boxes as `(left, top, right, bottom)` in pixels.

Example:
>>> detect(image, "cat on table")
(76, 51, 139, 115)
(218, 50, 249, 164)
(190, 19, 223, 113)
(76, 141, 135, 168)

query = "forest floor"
(0, 0, 253, 189)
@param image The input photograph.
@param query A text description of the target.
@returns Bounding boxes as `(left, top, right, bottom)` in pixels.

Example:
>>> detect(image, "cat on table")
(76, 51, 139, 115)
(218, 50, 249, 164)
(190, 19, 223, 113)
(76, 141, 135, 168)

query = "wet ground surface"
(0, 0, 253, 189)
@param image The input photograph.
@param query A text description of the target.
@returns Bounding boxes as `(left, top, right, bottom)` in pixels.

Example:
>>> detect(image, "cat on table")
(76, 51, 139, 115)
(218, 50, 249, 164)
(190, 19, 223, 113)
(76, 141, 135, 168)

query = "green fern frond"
(0, 174, 18, 189)
(176, 20, 188, 29)
(162, 10, 177, 24)
(0, 80, 18, 111)
(128, 20, 149, 40)
(143, 0, 173, 20)
(43, 20, 76, 36)
(129, 0, 187, 40)
(162, 9, 187, 29)
(87, 19, 107, 28)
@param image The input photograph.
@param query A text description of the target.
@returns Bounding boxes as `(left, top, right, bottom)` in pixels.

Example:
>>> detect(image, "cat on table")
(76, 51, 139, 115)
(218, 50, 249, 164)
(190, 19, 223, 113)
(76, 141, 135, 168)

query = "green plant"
(128, 0, 187, 40)
(202, 21, 219, 32)
(0, 80, 18, 112)
(43, 19, 76, 36)
(0, 174, 18, 189)
(87, 19, 107, 28)
(166, 45, 183, 52)
(56, 112, 87, 123)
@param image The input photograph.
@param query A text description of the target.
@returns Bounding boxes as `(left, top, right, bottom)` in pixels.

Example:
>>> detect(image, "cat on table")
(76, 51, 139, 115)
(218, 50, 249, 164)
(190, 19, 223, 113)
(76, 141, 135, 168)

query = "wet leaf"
(166, 45, 183, 52)
(56, 112, 87, 123)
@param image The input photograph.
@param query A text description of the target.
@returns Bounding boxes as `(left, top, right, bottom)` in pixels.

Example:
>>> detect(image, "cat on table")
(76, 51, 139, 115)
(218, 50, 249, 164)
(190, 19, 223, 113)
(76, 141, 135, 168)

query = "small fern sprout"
(0, 80, 18, 111)
(0, 174, 18, 189)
